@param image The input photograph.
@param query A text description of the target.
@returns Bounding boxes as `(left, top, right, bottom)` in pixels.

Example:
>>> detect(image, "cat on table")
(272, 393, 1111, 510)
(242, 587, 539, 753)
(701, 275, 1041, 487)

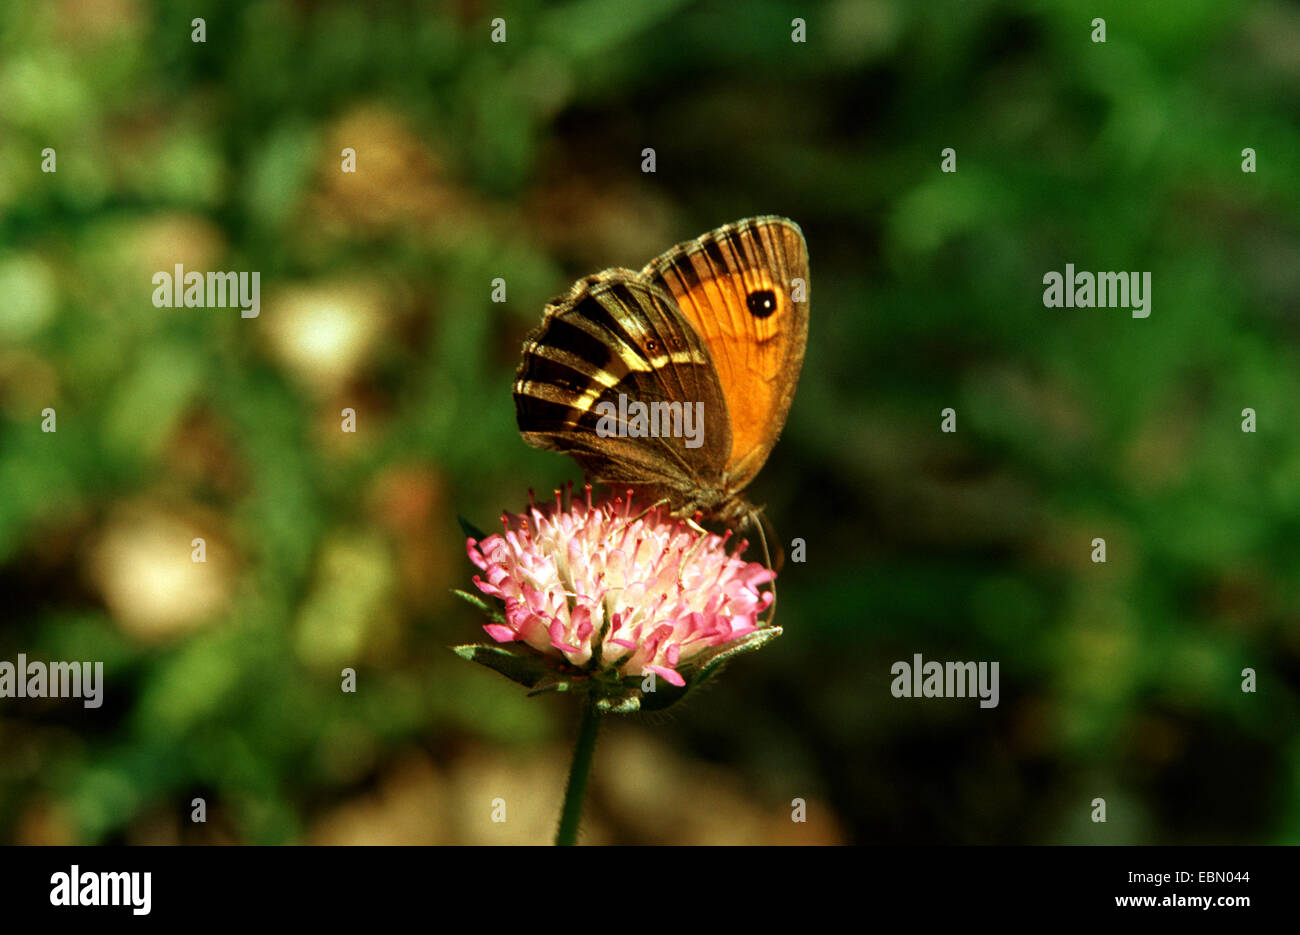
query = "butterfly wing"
(513, 271, 731, 501)
(641, 216, 809, 491)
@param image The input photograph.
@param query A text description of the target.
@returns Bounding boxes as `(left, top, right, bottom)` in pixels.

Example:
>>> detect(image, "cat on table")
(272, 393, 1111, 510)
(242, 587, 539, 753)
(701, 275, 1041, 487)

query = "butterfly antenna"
(751, 508, 779, 625)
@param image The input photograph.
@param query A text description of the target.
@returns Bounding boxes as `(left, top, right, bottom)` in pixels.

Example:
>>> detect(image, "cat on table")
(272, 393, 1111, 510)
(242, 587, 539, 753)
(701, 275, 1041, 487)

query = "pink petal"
(483, 623, 516, 642)
(646, 664, 686, 688)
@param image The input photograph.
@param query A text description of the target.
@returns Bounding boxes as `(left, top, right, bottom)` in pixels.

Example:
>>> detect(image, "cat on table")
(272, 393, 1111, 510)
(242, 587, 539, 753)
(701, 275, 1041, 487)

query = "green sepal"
(639, 626, 783, 712)
(526, 673, 578, 696)
(451, 588, 505, 624)
(688, 626, 783, 689)
(451, 644, 552, 689)
(595, 693, 642, 714)
(451, 626, 783, 712)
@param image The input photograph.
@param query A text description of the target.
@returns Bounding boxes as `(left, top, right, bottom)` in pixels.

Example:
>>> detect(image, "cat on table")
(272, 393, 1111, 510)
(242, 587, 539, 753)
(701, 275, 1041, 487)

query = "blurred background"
(1, 0, 1297, 844)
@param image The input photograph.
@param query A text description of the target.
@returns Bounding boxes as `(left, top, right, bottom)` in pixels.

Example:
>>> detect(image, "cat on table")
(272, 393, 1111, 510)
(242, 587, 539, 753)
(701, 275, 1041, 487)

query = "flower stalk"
(555, 695, 601, 846)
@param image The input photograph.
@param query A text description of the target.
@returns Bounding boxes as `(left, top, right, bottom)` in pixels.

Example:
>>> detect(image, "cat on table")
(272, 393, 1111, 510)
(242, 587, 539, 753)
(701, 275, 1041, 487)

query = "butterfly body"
(513, 216, 809, 528)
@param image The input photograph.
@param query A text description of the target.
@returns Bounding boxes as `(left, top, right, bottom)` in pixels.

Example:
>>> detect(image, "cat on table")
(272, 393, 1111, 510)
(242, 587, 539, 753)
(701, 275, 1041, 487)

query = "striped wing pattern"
(513, 272, 730, 493)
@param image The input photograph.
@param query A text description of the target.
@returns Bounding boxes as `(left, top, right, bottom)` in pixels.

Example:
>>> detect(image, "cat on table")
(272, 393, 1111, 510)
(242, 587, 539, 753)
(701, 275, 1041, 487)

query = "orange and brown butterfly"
(512, 216, 809, 544)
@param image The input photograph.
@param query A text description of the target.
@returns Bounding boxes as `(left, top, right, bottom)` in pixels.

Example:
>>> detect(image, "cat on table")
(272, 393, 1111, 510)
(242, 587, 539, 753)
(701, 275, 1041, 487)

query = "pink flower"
(465, 487, 775, 689)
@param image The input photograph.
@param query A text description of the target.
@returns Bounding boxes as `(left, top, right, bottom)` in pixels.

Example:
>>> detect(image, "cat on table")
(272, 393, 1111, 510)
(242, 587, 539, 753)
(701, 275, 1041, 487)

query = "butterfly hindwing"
(513, 272, 731, 500)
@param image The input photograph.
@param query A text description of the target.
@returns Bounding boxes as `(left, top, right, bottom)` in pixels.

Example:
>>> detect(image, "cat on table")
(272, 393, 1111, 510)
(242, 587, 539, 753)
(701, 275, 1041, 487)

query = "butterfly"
(513, 216, 809, 536)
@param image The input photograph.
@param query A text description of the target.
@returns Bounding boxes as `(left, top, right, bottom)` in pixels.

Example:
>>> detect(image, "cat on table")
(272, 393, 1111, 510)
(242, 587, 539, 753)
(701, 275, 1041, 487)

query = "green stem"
(555, 695, 601, 846)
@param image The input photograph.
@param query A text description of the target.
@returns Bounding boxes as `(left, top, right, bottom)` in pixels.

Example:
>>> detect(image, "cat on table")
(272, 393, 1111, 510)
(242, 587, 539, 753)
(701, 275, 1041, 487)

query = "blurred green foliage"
(0, 0, 1297, 843)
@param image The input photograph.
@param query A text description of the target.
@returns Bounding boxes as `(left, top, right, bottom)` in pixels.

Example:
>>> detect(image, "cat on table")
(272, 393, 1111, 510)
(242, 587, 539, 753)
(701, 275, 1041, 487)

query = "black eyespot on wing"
(746, 289, 778, 318)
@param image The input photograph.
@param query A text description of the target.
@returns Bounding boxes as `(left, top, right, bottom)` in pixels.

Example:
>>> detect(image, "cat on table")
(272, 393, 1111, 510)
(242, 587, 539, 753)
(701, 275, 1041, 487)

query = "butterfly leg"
(673, 513, 716, 580)
(611, 496, 673, 536)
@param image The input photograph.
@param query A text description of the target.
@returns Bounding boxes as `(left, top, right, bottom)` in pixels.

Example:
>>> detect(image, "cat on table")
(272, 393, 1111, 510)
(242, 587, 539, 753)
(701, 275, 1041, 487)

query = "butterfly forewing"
(641, 217, 809, 489)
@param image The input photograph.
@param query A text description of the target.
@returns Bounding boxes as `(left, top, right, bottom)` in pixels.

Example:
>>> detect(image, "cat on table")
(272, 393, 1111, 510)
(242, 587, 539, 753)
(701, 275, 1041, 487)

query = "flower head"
(457, 487, 779, 711)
